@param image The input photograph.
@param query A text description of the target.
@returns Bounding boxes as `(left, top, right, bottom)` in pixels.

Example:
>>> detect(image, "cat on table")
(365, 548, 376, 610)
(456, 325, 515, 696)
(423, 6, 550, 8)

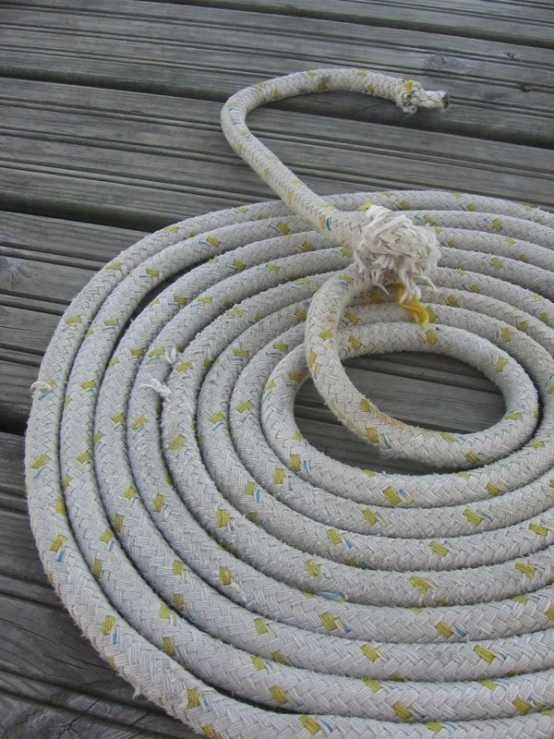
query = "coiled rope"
(25, 69, 554, 738)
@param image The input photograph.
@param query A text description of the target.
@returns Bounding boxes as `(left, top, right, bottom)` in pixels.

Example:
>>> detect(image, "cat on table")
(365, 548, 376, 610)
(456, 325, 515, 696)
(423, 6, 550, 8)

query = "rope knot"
(352, 205, 440, 300)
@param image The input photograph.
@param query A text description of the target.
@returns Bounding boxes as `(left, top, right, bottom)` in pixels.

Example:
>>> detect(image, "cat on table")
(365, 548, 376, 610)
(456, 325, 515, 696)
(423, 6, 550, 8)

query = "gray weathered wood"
(347, 354, 497, 392)
(139, 0, 554, 47)
(0, 0, 551, 732)
(0, 167, 236, 232)
(4, 0, 554, 87)
(0, 432, 24, 498)
(0, 563, 196, 732)
(297, 366, 504, 434)
(0, 508, 49, 587)
(0, 218, 507, 436)
(0, 305, 58, 357)
(2, 125, 551, 209)
(295, 415, 431, 474)
(0, 572, 58, 609)
(2, 79, 554, 202)
(0, 256, 95, 306)
(0, 358, 36, 434)
(0, 432, 25, 515)
(0, 594, 194, 736)
(0, 675, 190, 738)
(0, 211, 144, 266)
(0, 1, 553, 144)
(0, 87, 552, 236)
(5, 0, 553, 93)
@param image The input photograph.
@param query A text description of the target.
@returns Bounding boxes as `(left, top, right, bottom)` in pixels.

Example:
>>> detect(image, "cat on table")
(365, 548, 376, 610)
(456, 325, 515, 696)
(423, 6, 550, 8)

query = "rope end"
(395, 79, 450, 114)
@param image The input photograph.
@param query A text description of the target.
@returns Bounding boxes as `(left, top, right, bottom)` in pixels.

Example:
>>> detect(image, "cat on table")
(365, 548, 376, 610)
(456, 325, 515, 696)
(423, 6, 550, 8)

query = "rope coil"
(25, 69, 554, 738)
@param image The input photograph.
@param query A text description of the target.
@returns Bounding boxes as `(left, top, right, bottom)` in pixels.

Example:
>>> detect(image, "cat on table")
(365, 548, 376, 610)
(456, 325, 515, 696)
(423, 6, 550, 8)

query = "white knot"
(141, 379, 172, 399)
(352, 205, 440, 299)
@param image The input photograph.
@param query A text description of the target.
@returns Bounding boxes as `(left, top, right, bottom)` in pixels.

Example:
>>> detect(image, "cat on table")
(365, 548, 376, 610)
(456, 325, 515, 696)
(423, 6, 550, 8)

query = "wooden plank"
(0, 510, 49, 587)
(296, 415, 434, 474)
(0, 254, 500, 391)
(2, 79, 554, 194)
(0, 45, 551, 149)
(0, 211, 143, 267)
(0, 431, 26, 514)
(0, 323, 506, 436)
(297, 367, 504, 434)
(4, 0, 554, 73)
(0, 91, 552, 235)
(0, 434, 188, 732)
(4, 0, 553, 89)
(136, 0, 554, 47)
(0, 305, 58, 356)
(0, 2, 553, 144)
(0, 167, 237, 232)
(0, 256, 95, 306)
(2, 124, 552, 211)
(91, 0, 554, 53)
(0, 437, 55, 605)
(0, 694, 172, 739)
(0, 0, 552, 88)
(0, 583, 136, 711)
(0, 336, 503, 505)
(0, 597, 192, 737)
(347, 354, 496, 392)
(0, 572, 58, 608)
(0, 432, 24, 498)
(0, 359, 36, 434)
(0, 607, 114, 702)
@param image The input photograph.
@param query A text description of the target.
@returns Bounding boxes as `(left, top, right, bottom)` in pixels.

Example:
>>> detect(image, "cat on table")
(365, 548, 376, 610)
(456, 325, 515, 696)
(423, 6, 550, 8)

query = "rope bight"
(25, 69, 554, 738)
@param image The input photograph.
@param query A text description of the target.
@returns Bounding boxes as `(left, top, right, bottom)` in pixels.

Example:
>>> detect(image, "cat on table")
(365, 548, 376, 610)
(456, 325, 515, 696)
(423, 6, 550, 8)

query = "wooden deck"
(0, 0, 553, 736)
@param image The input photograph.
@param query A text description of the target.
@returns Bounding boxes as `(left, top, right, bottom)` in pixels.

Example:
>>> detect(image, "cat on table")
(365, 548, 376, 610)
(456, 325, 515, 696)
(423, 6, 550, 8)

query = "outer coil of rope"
(25, 68, 554, 738)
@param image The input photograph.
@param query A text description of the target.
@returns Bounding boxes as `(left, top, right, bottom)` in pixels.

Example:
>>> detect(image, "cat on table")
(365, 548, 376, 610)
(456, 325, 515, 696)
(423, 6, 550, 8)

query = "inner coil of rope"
(25, 69, 554, 738)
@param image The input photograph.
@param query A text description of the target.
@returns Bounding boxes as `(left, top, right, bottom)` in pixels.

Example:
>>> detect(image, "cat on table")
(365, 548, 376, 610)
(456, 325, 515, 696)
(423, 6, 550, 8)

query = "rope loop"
(221, 68, 448, 300)
(25, 68, 554, 738)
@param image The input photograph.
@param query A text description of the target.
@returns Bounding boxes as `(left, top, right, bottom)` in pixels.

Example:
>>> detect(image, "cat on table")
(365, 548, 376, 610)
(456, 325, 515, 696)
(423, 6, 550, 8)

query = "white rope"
(25, 68, 554, 738)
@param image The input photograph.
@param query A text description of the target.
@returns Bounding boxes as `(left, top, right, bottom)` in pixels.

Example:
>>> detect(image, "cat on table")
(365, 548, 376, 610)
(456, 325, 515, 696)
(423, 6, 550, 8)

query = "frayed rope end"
(394, 79, 450, 114)
(352, 205, 440, 303)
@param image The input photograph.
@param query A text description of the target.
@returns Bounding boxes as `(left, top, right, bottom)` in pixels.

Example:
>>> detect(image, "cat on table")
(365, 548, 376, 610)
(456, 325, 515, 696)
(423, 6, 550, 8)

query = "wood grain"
(136, 0, 554, 47)
(2, 80, 553, 199)
(0, 210, 143, 267)
(0, 672, 190, 738)
(0, 0, 551, 733)
(0, 360, 36, 434)
(0, 84, 552, 235)
(0, 1, 553, 144)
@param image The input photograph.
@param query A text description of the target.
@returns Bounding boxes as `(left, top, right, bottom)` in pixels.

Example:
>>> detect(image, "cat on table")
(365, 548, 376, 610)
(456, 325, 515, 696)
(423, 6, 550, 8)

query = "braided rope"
(25, 69, 554, 738)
